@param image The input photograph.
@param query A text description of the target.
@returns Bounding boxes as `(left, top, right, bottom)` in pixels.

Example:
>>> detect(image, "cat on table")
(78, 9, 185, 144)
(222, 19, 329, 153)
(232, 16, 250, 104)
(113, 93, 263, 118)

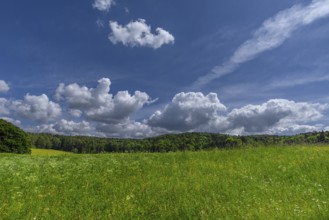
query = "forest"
(30, 130, 329, 154)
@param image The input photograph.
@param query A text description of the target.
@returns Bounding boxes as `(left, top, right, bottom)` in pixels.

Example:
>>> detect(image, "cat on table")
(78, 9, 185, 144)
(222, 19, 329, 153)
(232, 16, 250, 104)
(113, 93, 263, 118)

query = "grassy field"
(1, 146, 329, 219)
(31, 148, 73, 156)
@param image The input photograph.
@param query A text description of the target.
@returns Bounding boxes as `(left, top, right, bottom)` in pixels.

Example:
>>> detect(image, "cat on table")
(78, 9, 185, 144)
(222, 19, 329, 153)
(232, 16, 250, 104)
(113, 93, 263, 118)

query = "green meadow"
(31, 148, 73, 156)
(1, 146, 329, 219)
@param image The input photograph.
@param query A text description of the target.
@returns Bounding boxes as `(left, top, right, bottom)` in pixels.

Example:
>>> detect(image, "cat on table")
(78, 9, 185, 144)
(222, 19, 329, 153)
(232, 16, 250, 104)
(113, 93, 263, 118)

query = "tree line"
(2, 115, 328, 155)
(30, 131, 329, 154)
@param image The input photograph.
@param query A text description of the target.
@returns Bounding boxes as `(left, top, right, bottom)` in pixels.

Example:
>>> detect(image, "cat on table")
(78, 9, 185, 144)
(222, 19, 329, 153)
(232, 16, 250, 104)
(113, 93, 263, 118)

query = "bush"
(0, 119, 31, 154)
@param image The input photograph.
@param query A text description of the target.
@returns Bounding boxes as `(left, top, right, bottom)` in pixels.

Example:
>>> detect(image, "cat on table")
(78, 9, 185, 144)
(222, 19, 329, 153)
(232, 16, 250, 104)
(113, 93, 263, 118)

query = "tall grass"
(1, 146, 329, 219)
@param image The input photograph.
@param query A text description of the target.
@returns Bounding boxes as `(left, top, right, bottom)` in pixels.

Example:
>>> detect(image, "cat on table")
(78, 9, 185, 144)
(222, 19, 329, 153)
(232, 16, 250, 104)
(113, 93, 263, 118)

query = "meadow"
(31, 148, 73, 156)
(1, 146, 329, 219)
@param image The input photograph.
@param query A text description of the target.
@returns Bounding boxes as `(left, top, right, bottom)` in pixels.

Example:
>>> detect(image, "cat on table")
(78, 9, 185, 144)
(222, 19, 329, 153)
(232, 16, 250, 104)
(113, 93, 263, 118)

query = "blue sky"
(1, 0, 329, 137)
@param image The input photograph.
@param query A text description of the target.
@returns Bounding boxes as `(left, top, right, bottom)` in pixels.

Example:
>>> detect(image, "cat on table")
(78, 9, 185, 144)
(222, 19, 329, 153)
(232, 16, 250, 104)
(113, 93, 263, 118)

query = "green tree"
(225, 136, 243, 148)
(318, 131, 326, 143)
(0, 119, 32, 154)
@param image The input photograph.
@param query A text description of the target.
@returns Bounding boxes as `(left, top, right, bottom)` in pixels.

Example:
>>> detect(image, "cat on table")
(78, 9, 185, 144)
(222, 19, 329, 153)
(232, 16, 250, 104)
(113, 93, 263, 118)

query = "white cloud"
(56, 78, 150, 124)
(69, 109, 83, 118)
(86, 90, 150, 123)
(0, 80, 10, 93)
(0, 98, 9, 115)
(147, 91, 328, 136)
(267, 123, 323, 135)
(1, 76, 328, 137)
(148, 92, 226, 132)
(33, 119, 155, 138)
(96, 120, 155, 138)
(193, 0, 329, 88)
(269, 74, 329, 88)
(109, 19, 175, 49)
(32, 119, 95, 136)
(56, 80, 100, 109)
(56, 78, 123, 111)
(93, 0, 115, 12)
(11, 94, 62, 122)
(226, 99, 328, 134)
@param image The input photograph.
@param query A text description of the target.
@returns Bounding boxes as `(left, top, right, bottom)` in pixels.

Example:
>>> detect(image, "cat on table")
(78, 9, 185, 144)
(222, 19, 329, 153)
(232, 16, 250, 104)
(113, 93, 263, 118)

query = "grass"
(1, 146, 329, 219)
(31, 148, 73, 156)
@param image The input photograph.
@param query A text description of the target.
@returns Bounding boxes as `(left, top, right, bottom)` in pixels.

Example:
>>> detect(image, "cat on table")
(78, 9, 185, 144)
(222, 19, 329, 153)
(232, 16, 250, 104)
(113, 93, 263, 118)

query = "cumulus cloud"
(148, 92, 226, 132)
(56, 78, 150, 124)
(10, 94, 62, 122)
(96, 120, 155, 138)
(32, 119, 94, 136)
(1, 76, 328, 138)
(193, 0, 329, 88)
(109, 19, 175, 49)
(147, 91, 328, 136)
(32, 119, 155, 138)
(55, 79, 104, 109)
(0, 80, 10, 93)
(226, 99, 328, 134)
(86, 91, 150, 123)
(267, 124, 323, 135)
(93, 0, 115, 11)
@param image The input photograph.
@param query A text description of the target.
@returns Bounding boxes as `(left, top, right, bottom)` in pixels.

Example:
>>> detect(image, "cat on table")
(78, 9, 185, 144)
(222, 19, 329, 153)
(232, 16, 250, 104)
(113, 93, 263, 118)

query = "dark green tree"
(0, 119, 32, 154)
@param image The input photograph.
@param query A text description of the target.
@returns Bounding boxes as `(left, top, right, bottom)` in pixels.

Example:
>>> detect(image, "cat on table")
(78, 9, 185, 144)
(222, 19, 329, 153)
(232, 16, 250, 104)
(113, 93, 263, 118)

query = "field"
(1, 146, 329, 219)
(31, 148, 73, 156)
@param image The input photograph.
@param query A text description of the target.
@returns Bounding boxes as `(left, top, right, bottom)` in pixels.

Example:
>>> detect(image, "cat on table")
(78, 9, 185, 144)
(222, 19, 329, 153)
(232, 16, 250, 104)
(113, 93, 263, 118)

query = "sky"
(1, 0, 329, 138)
